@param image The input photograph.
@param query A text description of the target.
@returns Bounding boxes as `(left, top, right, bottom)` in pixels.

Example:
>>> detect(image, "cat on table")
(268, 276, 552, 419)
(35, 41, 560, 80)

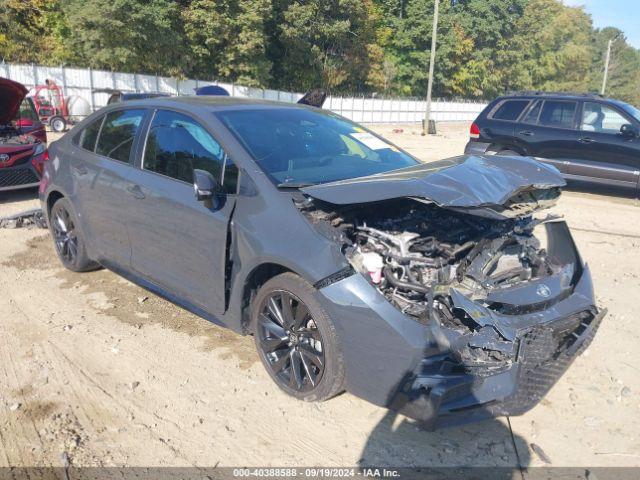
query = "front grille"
(493, 309, 602, 415)
(0, 167, 39, 188)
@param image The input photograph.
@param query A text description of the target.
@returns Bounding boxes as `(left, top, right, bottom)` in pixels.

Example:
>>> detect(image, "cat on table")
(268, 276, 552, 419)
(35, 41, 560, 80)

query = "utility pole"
(601, 33, 622, 95)
(423, 0, 439, 135)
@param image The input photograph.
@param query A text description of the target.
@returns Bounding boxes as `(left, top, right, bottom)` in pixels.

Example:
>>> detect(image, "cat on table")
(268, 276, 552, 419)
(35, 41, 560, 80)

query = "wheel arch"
(46, 190, 66, 217)
(239, 262, 294, 334)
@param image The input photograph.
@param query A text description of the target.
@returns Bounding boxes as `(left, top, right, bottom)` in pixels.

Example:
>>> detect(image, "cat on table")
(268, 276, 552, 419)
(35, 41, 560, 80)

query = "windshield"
(620, 102, 640, 123)
(216, 107, 418, 186)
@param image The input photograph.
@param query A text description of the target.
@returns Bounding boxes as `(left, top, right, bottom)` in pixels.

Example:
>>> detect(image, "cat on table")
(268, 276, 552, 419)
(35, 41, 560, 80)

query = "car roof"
(497, 92, 619, 103)
(116, 95, 305, 113)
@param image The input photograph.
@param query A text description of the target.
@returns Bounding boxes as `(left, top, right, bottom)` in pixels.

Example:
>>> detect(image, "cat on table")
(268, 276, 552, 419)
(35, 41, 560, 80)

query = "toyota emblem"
(536, 284, 551, 298)
(0, 153, 9, 163)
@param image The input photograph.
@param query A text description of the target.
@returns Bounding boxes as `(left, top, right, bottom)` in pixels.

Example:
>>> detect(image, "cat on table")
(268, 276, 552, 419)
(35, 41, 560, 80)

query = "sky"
(563, 0, 640, 48)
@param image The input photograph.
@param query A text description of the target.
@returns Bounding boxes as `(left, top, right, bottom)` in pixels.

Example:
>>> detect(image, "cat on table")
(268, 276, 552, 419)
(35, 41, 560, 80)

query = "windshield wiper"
(277, 182, 316, 189)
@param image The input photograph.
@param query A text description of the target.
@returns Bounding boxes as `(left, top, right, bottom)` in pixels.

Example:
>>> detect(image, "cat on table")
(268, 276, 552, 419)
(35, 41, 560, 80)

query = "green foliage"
(183, 0, 272, 86)
(0, 0, 638, 105)
(60, 0, 186, 75)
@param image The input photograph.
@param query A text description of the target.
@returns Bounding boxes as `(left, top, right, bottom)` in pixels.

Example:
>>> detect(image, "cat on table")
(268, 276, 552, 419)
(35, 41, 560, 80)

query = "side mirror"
(620, 123, 639, 138)
(193, 169, 221, 203)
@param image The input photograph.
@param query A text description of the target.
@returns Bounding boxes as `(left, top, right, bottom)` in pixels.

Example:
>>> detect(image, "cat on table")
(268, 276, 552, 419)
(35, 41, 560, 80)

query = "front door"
(569, 101, 640, 190)
(516, 99, 579, 175)
(124, 109, 238, 316)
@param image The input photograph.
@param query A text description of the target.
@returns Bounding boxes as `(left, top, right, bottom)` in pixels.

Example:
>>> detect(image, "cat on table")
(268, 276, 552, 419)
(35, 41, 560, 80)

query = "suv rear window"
(490, 100, 530, 121)
(539, 101, 577, 129)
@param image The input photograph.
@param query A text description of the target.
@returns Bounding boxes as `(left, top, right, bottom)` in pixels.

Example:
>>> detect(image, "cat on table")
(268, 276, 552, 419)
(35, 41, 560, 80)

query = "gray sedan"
(40, 96, 603, 429)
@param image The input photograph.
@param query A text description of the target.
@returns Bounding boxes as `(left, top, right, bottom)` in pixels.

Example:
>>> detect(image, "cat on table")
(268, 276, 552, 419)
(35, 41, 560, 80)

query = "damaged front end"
(297, 155, 604, 427)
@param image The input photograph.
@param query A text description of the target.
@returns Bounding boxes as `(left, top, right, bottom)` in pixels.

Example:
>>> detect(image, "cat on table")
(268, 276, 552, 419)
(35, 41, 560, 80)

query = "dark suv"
(465, 92, 640, 193)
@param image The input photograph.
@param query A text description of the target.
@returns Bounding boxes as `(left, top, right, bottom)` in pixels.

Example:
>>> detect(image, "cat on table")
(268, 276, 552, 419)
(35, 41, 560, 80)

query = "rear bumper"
(464, 140, 491, 155)
(0, 164, 41, 192)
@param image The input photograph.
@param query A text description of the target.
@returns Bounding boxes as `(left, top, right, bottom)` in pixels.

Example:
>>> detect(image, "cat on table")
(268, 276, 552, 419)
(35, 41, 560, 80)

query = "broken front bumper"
(319, 220, 603, 429)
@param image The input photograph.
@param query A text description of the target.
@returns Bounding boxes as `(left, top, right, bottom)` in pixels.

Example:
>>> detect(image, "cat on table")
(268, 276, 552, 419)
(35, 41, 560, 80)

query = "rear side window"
(539, 101, 577, 129)
(96, 109, 145, 163)
(491, 100, 530, 121)
(522, 101, 542, 124)
(76, 116, 104, 152)
(143, 110, 238, 193)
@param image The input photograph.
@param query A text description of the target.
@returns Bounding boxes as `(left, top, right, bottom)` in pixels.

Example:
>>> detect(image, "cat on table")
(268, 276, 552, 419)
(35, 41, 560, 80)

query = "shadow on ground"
(0, 187, 39, 205)
(360, 410, 530, 476)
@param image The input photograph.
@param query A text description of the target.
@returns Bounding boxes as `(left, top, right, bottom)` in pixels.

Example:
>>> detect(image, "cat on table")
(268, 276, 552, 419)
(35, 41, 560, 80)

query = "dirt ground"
(0, 124, 639, 471)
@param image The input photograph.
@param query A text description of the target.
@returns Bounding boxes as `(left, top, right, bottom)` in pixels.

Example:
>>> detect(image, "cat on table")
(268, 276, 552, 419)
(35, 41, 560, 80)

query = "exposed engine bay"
(298, 194, 585, 371)
(0, 125, 37, 145)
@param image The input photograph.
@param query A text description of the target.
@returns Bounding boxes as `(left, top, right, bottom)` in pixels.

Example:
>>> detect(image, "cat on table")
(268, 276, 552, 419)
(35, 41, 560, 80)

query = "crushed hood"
(0, 77, 28, 125)
(301, 155, 566, 219)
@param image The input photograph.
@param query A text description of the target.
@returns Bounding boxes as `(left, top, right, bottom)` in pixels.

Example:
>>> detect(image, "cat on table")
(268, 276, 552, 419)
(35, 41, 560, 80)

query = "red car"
(0, 77, 48, 192)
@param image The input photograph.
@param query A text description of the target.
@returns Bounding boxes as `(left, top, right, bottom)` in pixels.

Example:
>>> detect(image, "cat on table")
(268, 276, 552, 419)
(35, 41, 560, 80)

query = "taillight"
(31, 147, 49, 176)
(470, 122, 480, 139)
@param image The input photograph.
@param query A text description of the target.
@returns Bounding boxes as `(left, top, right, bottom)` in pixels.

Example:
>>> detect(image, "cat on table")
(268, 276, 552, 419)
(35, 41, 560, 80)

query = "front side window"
(538, 101, 577, 129)
(96, 109, 145, 163)
(581, 102, 629, 134)
(491, 100, 530, 121)
(143, 110, 237, 193)
(216, 108, 418, 186)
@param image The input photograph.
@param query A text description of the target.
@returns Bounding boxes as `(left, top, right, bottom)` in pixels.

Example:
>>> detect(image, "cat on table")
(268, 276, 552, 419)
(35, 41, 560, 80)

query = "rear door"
(70, 108, 146, 267)
(569, 101, 640, 189)
(482, 98, 531, 148)
(124, 109, 239, 316)
(515, 99, 580, 174)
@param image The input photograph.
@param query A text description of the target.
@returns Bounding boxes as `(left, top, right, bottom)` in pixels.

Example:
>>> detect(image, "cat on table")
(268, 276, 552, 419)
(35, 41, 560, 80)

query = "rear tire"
(49, 198, 98, 272)
(252, 272, 345, 402)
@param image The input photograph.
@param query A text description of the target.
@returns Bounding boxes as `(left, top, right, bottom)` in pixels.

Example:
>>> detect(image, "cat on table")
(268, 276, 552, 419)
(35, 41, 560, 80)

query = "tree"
(498, 0, 593, 93)
(271, 0, 383, 92)
(60, 0, 186, 75)
(182, 0, 272, 86)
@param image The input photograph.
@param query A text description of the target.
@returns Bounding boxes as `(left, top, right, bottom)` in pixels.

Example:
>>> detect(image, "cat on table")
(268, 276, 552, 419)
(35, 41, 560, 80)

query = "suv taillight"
(470, 122, 480, 139)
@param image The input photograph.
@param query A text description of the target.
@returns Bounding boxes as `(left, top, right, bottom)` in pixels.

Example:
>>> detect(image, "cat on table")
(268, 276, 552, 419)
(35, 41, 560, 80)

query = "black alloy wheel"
(256, 290, 325, 393)
(52, 204, 79, 264)
(49, 198, 98, 272)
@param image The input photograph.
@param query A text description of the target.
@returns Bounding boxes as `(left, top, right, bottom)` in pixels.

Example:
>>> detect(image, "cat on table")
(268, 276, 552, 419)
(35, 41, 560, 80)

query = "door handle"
(518, 130, 534, 136)
(579, 137, 596, 144)
(71, 164, 88, 175)
(127, 184, 145, 200)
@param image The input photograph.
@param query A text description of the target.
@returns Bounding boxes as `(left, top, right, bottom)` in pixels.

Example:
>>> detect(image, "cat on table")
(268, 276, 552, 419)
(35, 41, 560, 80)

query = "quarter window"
(538, 101, 577, 129)
(76, 116, 104, 152)
(143, 110, 238, 193)
(96, 109, 145, 163)
(581, 102, 629, 134)
(491, 100, 530, 121)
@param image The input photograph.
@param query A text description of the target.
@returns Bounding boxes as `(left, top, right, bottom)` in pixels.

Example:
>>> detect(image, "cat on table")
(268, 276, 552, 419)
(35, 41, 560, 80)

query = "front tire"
(49, 198, 98, 272)
(252, 272, 345, 402)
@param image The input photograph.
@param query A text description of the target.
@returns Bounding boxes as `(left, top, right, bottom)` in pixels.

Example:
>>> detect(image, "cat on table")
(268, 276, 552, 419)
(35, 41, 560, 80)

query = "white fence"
(1, 62, 486, 123)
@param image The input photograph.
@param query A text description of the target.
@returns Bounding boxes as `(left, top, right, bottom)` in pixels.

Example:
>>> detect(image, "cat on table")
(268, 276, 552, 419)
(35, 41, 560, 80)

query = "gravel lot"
(0, 124, 639, 471)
